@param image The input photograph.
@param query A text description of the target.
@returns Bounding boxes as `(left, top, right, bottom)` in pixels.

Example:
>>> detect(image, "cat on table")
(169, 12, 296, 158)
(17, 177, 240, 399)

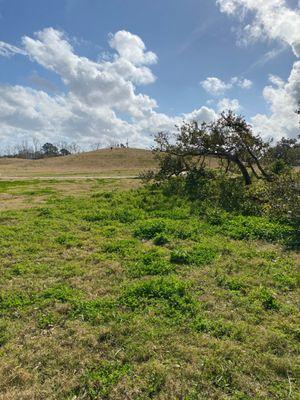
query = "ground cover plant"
(0, 177, 299, 399)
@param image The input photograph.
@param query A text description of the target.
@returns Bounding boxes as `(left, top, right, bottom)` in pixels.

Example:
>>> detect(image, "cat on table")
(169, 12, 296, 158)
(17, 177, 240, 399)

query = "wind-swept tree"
(153, 111, 272, 185)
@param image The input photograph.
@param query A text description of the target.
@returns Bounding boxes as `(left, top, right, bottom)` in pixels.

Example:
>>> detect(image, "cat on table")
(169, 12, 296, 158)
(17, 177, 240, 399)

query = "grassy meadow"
(0, 177, 299, 399)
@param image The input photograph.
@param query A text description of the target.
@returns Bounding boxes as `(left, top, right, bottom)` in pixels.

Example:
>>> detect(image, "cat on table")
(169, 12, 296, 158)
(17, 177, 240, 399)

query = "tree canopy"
(153, 111, 273, 185)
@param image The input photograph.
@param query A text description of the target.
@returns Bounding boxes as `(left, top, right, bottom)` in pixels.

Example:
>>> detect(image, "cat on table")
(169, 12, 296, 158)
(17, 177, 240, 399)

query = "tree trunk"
(234, 157, 252, 185)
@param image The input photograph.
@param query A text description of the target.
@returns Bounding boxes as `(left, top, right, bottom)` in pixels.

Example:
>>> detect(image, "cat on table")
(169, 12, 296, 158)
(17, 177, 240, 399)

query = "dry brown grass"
(0, 148, 157, 178)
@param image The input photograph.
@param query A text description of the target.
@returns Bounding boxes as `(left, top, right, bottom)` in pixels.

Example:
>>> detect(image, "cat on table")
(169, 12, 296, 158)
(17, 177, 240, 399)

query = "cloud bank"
(0, 28, 217, 149)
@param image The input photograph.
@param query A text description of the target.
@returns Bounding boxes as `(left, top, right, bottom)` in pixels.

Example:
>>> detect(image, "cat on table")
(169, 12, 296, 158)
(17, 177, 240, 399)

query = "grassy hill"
(0, 148, 157, 178)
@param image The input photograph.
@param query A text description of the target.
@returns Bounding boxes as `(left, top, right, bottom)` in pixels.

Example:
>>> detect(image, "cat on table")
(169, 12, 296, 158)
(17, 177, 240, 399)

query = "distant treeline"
(0, 139, 130, 159)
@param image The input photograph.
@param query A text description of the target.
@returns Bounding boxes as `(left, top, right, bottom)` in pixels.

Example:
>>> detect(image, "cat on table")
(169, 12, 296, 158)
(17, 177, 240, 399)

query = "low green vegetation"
(0, 177, 299, 399)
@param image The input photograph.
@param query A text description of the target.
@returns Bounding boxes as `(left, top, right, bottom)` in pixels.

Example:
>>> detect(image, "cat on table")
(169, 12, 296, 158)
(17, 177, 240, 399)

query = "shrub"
(55, 234, 78, 248)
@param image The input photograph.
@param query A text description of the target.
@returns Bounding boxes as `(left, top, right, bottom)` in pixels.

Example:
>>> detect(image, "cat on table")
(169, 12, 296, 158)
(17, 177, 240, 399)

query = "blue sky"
(0, 0, 299, 148)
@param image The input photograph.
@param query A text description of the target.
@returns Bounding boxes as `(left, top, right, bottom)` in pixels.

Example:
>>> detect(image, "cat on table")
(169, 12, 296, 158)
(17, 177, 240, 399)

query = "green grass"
(0, 180, 299, 399)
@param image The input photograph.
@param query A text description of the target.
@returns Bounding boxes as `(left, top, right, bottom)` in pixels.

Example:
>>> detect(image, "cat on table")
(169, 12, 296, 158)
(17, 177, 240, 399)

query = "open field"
(0, 148, 221, 180)
(0, 149, 157, 179)
(0, 177, 299, 399)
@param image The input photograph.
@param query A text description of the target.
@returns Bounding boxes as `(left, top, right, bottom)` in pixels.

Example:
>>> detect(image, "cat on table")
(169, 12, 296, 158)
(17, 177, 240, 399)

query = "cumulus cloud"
(217, 0, 300, 140)
(183, 106, 217, 122)
(201, 76, 252, 96)
(201, 77, 232, 96)
(216, 0, 300, 56)
(251, 62, 300, 141)
(0, 28, 217, 148)
(108, 30, 158, 65)
(217, 98, 241, 112)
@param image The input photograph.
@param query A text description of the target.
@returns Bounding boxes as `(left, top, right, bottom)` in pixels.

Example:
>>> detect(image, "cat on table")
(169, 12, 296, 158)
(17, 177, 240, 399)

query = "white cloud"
(0, 28, 217, 148)
(216, 0, 300, 56)
(183, 106, 217, 122)
(201, 77, 232, 96)
(236, 78, 253, 89)
(217, 98, 241, 112)
(252, 62, 300, 140)
(108, 30, 157, 65)
(217, 0, 300, 140)
(0, 41, 26, 57)
(201, 76, 252, 96)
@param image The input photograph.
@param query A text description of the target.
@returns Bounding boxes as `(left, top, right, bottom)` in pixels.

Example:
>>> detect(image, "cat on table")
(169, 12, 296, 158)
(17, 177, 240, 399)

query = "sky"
(0, 0, 299, 149)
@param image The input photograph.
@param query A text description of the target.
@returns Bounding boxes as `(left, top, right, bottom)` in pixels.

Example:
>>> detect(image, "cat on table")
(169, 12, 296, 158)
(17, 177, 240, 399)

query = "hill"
(0, 148, 157, 178)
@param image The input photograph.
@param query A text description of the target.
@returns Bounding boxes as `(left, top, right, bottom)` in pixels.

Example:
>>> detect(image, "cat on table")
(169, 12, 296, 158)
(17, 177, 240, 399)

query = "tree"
(60, 148, 71, 156)
(153, 111, 272, 186)
(267, 136, 300, 170)
(42, 142, 59, 157)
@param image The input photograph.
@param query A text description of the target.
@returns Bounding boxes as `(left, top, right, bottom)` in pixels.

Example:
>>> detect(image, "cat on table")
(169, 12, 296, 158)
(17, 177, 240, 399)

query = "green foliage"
(134, 219, 168, 239)
(216, 275, 247, 292)
(71, 298, 116, 324)
(120, 276, 196, 316)
(153, 233, 170, 246)
(37, 312, 58, 329)
(251, 287, 280, 311)
(102, 239, 137, 256)
(194, 316, 245, 340)
(55, 234, 79, 248)
(128, 249, 174, 277)
(170, 246, 217, 266)
(273, 273, 297, 291)
(220, 215, 292, 242)
(41, 284, 80, 303)
(0, 291, 33, 313)
(79, 361, 131, 398)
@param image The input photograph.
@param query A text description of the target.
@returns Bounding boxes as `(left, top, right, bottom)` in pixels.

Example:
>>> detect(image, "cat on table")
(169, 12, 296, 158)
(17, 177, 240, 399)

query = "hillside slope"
(0, 148, 157, 178)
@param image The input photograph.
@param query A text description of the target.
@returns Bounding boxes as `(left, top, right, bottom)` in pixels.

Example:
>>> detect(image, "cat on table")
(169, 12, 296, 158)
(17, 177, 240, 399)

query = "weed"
(120, 276, 196, 316)
(79, 361, 130, 398)
(134, 219, 168, 239)
(170, 246, 217, 266)
(153, 233, 169, 246)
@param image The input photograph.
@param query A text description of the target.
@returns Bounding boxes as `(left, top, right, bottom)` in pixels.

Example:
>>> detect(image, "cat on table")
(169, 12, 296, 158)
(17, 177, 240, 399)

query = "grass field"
(0, 148, 220, 179)
(0, 176, 299, 399)
(0, 148, 157, 179)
